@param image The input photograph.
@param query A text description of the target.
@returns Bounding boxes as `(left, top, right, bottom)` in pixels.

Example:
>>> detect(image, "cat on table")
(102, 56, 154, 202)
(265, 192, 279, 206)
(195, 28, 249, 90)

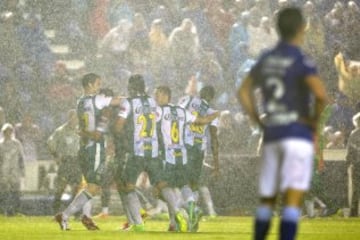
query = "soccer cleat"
(168, 224, 178, 232)
(130, 223, 145, 232)
(175, 210, 188, 232)
(121, 209, 148, 230)
(81, 215, 100, 230)
(54, 213, 70, 231)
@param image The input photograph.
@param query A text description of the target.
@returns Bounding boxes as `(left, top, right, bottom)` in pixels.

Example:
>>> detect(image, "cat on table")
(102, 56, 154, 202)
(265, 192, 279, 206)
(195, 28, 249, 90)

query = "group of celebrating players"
(54, 72, 220, 233)
(55, 6, 329, 240)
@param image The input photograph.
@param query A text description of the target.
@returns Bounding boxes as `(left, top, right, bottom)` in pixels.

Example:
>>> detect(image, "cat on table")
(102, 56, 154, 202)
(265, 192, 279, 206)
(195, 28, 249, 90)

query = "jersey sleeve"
(117, 99, 131, 119)
(95, 94, 112, 109)
(301, 54, 318, 76)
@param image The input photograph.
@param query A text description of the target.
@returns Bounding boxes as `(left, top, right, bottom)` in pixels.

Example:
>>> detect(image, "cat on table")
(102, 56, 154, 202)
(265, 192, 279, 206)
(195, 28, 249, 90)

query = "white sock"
(126, 191, 143, 225)
(82, 200, 92, 217)
(63, 190, 92, 219)
(102, 207, 109, 215)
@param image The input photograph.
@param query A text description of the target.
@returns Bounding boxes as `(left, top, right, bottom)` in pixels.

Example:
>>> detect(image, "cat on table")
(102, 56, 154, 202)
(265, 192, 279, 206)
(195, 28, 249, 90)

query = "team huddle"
(54, 73, 220, 232)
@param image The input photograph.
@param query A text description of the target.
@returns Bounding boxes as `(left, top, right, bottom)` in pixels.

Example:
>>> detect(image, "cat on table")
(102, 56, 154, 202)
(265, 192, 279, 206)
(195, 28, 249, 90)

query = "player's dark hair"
(99, 88, 114, 97)
(128, 74, 145, 95)
(81, 73, 100, 88)
(156, 85, 172, 100)
(200, 85, 215, 102)
(277, 7, 305, 41)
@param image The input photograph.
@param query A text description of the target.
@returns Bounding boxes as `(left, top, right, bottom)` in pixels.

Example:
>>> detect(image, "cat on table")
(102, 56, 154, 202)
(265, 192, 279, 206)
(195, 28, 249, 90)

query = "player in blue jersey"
(55, 73, 122, 231)
(237, 7, 328, 240)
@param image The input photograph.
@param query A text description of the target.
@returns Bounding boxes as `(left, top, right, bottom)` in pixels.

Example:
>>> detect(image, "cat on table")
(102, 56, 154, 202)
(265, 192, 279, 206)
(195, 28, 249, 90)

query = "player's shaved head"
(277, 7, 305, 41)
(81, 73, 100, 88)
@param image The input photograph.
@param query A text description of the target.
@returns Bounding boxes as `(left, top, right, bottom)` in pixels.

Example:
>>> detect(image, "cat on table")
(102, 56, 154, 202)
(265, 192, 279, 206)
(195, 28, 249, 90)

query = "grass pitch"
(1, 215, 360, 240)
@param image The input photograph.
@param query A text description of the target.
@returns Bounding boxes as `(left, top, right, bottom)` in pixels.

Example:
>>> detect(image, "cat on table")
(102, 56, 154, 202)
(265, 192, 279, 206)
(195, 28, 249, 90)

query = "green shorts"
(186, 144, 204, 186)
(78, 143, 106, 185)
(123, 154, 163, 186)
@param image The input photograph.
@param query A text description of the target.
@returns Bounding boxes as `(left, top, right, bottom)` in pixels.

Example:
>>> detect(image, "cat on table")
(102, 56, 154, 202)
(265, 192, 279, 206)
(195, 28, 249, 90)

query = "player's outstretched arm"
(194, 111, 220, 125)
(237, 75, 262, 128)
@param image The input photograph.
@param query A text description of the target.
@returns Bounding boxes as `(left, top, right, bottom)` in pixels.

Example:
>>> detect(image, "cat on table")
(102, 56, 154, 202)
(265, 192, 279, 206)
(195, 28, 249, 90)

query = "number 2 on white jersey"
(137, 113, 156, 137)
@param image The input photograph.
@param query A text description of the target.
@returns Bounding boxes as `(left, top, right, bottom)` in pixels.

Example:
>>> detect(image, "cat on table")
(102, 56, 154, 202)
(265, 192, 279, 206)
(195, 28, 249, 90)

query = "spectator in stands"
(45, 61, 77, 129)
(0, 11, 24, 68)
(16, 12, 55, 79)
(342, 1, 360, 60)
(303, 1, 325, 64)
(346, 112, 360, 217)
(228, 11, 250, 79)
(148, 19, 171, 86)
(0, 106, 5, 140)
(0, 80, 23, 124)
(248, 16, 277, 58)
(168, 18, 201, 98)
(15, 112, 42, 163)
(128, 13, 149, 68)
(99, 19, 132, 72)
(0, 123, 25, 216)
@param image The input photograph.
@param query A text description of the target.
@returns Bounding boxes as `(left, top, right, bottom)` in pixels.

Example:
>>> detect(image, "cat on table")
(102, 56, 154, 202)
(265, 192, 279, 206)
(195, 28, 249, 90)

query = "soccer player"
(113, 74, 163, 231)
(47, 109, 82, 214)
(237, 7, 328, 240)
(178, 85, 220, 224)
(54, 73, 122, 230)
(154, 86, 219, 231)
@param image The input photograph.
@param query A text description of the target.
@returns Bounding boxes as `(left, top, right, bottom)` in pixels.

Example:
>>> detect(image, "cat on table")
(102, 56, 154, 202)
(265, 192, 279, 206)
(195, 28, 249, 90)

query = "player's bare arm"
(109, 96, 124, 106)
(113, 116, 126, 134)
(237, 75, 262, 128)
(304, 74, 329, 131)
(193, 111, 220, 125)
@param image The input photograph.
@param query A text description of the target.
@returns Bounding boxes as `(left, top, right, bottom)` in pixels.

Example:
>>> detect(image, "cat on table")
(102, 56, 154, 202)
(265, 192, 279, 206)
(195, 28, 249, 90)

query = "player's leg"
(280, 139, 314, 240)
(255, 142, 280, 240)
(122, 155, 145, 231)
(157, 162, 188, 232)
(53, 163, 68, 213)
(56, 145, 102, 230)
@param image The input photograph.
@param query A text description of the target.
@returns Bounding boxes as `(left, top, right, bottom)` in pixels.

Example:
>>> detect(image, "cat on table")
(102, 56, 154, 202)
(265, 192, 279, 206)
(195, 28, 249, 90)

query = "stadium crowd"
(0, 0, 359, 220)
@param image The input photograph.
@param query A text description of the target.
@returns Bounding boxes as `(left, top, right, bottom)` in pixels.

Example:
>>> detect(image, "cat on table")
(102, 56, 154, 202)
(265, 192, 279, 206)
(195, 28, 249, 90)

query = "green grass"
(1, 215, 360, 240)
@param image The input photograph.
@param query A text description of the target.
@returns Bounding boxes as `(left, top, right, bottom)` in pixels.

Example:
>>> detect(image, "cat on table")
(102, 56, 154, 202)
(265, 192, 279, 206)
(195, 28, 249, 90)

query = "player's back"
(158, 104, 189, 164)
(121, 95, 159, 158)
(250, 42, 318, 143)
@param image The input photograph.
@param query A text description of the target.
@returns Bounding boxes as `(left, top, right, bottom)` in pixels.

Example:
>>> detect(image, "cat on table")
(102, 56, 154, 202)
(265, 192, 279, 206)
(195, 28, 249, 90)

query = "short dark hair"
(81, 73, 100, 88)
(128, 74, 145, 94)
(277, 7, 305, 41)
(155, 85, 171, 100)
(200, 85, 215, 101)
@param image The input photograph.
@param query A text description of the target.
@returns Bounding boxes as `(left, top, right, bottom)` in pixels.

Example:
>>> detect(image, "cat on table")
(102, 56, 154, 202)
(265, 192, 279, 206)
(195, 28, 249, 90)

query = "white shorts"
(259, 138, 314, 197)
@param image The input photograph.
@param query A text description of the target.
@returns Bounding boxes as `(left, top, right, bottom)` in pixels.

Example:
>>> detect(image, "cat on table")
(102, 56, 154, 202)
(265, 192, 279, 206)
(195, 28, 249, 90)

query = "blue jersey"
(250, 42, 317, 143)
